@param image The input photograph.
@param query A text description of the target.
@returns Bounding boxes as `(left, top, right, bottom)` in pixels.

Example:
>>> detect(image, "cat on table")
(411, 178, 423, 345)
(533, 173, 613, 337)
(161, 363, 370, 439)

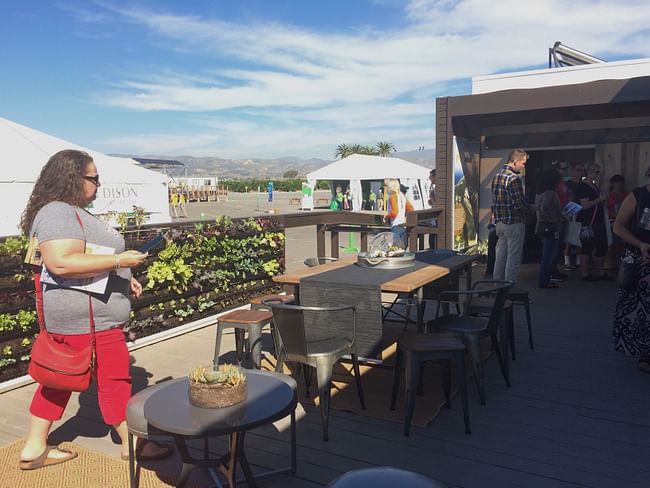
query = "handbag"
(565, 218, 582, 246)
(28, 211, 96, 392)
(617, 256, 639, 290)
(535, 221, 558, 239)
(579, 206, 598, 241)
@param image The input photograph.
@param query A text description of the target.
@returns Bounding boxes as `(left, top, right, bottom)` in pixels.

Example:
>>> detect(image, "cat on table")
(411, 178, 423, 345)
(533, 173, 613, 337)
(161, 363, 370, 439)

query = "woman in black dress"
(612, 167, 650, 372)
(575, 162, 610, 281)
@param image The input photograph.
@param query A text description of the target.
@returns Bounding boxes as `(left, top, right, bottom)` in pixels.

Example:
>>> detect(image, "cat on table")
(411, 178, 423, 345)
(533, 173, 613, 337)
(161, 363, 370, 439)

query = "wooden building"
(435, 58, 650, 256)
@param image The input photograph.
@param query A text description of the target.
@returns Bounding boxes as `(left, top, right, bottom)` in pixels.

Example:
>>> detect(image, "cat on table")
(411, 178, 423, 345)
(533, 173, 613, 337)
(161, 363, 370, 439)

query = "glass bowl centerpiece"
(357, 232, 415, 268)
(188, 364, 247, 408)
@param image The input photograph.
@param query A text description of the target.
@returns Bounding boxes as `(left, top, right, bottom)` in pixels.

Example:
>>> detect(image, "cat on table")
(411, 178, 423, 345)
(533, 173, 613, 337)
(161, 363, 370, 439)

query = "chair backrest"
(263, 300, 356, 358)
(304, 256, 339, 267)
(468, 280, 514, 333)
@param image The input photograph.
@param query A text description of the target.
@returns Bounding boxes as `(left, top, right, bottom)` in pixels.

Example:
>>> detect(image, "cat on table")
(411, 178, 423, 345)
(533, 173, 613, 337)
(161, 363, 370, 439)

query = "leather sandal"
(19, 446, 78, 470)
(121, 440, 173, 461)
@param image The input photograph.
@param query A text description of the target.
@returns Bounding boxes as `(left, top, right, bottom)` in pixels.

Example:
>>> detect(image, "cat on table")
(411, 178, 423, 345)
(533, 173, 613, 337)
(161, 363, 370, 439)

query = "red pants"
(30, 327, 131, 425)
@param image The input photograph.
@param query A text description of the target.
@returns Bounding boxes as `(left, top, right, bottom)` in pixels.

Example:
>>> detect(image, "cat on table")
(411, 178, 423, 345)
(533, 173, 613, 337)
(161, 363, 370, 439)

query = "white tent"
(0, 117, 170, 237)
(306, 154, 432, 211)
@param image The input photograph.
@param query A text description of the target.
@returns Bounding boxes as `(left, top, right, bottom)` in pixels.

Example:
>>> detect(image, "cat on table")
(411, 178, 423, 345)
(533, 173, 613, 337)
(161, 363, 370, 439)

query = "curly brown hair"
(20, 149, 94, 235)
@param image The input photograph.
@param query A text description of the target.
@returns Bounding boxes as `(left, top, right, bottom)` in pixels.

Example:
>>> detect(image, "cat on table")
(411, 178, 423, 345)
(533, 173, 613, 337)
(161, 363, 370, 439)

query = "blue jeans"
(539, 237, 560, 287)
(391, 225, 407, 247)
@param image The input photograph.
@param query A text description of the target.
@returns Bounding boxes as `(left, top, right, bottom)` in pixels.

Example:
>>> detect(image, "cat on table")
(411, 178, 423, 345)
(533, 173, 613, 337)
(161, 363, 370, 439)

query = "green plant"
(145, 259, 193, 293)
(189, 364, 246, 387)
(20, 337, 31, 347)
(0, 358, 16, 368)
(2, 345, 13, 356)
(115, 212, 129, 233)
(0, 236, 29, 256)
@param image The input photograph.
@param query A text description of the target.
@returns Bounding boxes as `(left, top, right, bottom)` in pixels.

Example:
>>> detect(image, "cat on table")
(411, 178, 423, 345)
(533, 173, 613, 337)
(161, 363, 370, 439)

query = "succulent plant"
(189, 364, 246, 388)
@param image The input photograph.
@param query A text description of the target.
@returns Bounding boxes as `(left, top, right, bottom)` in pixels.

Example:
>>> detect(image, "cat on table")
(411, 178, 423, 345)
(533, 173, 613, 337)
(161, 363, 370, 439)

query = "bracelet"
(115, 254, 120, 271)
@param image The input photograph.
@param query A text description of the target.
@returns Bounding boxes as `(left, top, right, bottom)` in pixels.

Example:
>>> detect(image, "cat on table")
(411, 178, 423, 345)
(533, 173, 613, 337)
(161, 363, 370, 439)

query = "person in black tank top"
(612, 169, 650, 373)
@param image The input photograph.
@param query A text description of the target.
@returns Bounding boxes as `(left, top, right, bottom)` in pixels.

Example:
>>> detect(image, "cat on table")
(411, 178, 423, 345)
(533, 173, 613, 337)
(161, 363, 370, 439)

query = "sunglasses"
(83, 175, 100, 186)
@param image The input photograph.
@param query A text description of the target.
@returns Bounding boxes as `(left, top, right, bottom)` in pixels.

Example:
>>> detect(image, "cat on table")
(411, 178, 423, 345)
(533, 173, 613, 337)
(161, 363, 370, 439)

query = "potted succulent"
(188, 363, 247, 408)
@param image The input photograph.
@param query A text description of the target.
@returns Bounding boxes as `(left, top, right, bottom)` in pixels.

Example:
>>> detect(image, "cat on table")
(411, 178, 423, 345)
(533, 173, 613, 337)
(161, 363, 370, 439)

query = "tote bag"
(565, 217, 582, 246)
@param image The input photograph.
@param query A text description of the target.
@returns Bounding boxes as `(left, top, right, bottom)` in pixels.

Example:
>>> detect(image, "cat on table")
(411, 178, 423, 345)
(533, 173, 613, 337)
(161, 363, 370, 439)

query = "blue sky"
(2, 1, 650, 159)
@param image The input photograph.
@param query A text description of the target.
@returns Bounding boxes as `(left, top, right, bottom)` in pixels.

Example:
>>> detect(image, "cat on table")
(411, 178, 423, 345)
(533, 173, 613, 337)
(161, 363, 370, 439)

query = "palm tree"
(376, 141, 395, 157)
(363, 145, 379, 156)
(334, 144, 352, 159)
(349, 144, 365, 156)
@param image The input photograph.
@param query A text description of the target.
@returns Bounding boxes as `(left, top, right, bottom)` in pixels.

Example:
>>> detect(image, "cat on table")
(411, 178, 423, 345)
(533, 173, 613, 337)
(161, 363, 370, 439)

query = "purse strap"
(33, 210, 96, 351)
(589, 202, 598, 226)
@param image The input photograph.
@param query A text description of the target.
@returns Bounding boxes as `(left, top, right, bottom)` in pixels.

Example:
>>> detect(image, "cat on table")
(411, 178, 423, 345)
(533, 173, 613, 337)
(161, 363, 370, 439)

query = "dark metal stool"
(214, 309, 274, 369)
(390, 331, 470, 436)
(506, 287, 534, 351)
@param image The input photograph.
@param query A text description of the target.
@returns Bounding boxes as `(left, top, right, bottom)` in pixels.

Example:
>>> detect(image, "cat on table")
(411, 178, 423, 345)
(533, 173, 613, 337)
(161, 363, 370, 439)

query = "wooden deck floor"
(1, 263, 648, 487)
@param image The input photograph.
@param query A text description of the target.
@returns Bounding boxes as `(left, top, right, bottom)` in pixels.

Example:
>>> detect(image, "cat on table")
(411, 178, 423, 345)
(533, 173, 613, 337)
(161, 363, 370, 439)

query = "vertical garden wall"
(0, 216, 285, 384)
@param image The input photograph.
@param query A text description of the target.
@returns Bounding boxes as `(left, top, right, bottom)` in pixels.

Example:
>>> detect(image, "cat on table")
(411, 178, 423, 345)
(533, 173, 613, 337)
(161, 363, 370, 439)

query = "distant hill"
(113, 148, 434, 178)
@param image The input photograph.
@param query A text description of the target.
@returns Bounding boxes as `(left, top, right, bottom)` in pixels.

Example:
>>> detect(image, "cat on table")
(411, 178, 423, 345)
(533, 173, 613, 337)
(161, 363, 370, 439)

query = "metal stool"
(213, 309, 273, 369)
(506, 287, 534, 351)
(390, 331, 470, 436)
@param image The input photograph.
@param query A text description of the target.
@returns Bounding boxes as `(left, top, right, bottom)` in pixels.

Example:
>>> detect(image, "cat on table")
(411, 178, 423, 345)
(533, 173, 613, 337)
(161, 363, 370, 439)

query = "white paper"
(562, 201, 583, 218)
(40, 242, 114, 294)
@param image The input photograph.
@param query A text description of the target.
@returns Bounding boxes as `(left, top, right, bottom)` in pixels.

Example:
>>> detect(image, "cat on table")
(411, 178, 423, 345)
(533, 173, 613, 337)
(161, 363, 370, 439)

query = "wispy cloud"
(79, 0, 650, 157)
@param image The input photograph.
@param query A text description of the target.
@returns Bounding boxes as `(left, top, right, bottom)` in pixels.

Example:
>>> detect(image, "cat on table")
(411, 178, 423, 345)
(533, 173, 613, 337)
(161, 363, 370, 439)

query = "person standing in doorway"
(575, 162, 610, 281)
(491, 148, 530, 284)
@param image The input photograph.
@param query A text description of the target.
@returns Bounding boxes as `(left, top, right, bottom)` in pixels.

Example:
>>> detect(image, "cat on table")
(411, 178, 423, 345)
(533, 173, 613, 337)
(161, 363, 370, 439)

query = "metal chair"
(326, 467, 448, 488)
(303, 256, 339, 267)
(262, 299, 366, 441)
(390, 331, 470, 436)
(431, 280, 514, 405)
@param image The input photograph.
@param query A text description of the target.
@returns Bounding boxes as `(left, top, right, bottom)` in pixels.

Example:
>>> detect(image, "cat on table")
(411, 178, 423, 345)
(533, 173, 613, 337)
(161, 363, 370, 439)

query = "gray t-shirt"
(31, 202, 131, 334)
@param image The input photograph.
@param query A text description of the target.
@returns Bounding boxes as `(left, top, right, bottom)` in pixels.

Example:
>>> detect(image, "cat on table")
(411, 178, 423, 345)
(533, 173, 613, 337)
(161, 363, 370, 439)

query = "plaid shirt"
(492, 165, 527, 224)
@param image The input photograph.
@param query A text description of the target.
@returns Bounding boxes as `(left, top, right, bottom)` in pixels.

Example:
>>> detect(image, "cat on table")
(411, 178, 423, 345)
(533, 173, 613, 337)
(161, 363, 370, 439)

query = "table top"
(144, 370, 297, 437)
(274, 251, 475, 293)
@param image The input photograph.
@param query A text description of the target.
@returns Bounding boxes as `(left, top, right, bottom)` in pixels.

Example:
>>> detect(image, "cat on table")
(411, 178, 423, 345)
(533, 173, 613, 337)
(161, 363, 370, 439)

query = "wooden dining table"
(274, 250, 476, 332)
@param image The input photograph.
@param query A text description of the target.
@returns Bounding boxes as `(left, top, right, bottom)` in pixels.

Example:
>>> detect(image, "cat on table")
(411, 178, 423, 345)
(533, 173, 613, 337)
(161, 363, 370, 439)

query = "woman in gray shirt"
(18, 150, 170, 469)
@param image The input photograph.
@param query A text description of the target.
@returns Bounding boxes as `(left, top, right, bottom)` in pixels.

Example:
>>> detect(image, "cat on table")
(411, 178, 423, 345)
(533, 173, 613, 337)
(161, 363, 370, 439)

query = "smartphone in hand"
(137, 233, 166, 254)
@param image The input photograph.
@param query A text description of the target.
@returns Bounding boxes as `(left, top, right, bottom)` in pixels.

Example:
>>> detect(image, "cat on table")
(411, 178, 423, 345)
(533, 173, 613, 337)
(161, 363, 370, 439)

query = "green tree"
(350, 144, 365, 155)
(376, 141, 395, 157)
(335, 144, 352, 159)
(283, 169, 299, 178)
(363, 145, 379, 156)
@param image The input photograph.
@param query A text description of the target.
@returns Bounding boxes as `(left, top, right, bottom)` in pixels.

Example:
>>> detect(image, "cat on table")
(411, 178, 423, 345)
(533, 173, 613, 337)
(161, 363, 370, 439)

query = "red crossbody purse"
(28, 211, 96, 392)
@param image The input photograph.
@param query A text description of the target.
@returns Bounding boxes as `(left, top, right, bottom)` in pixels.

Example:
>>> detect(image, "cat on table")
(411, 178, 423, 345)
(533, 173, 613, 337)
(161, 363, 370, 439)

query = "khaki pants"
(494, 222, 525, 284)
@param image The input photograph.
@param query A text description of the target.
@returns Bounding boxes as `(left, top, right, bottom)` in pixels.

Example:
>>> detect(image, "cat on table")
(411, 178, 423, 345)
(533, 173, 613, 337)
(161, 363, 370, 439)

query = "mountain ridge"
(110, 149, 434, 178)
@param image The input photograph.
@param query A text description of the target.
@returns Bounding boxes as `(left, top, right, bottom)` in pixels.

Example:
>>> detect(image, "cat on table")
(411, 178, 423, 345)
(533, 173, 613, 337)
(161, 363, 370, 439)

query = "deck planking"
(0, 263, 646, 487)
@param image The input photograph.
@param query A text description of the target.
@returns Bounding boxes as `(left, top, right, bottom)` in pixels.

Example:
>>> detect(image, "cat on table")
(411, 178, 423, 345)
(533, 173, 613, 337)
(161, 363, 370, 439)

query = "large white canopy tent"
(306, 154, 433, 211)
(0, 117, 169, 237)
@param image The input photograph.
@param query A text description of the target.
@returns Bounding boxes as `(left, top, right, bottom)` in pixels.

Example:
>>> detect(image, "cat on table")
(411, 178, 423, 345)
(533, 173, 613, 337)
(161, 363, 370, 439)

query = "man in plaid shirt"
(491, 148, 530, 283)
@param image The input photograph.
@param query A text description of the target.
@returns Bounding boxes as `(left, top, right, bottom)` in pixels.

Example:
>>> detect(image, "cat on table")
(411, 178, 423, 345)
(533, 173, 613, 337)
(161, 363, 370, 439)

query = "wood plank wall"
(436, 97, 452, 248)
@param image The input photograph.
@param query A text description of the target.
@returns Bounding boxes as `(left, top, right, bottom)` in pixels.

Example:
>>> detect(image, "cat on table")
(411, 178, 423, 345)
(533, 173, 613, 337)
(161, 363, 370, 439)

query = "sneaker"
(563, 264, 577, 271)
(550, 271, 567, 281)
